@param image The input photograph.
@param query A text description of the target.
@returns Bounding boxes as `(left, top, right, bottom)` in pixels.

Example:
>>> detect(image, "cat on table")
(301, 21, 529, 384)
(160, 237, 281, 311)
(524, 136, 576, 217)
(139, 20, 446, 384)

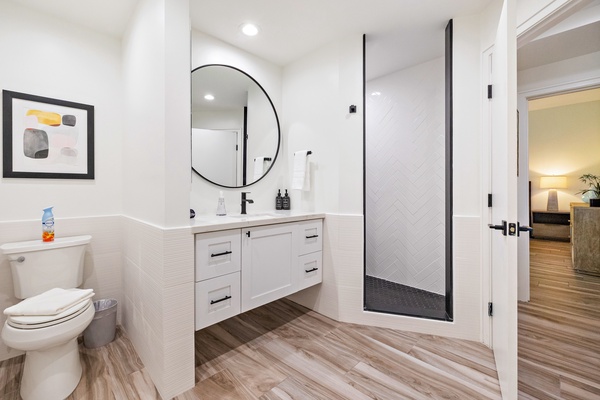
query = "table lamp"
(539, 176, 567, 211)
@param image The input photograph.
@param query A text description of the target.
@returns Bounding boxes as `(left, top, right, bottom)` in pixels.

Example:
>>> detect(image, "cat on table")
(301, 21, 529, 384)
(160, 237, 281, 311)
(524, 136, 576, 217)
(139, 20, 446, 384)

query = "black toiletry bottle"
(275, 189, 283, 210)
(282, 189, 290, 210)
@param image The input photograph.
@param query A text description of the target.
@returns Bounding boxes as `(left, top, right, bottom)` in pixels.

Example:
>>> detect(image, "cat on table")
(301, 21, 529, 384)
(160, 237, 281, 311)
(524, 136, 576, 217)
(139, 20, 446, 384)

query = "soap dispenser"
(216, 191, 227, 216)
(282, 189, 290, 210)
(275, 189, 283, 210)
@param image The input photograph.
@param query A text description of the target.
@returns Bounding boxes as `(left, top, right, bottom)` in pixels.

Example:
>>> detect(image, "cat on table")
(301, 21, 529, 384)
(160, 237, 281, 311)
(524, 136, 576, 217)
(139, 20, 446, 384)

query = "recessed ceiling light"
(241, 23, 259, 37)
(204, 94, 214, 101)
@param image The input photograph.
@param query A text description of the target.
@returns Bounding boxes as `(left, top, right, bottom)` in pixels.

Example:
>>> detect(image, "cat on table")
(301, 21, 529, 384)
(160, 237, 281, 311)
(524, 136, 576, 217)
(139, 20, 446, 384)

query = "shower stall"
(364, 22, 453, 321)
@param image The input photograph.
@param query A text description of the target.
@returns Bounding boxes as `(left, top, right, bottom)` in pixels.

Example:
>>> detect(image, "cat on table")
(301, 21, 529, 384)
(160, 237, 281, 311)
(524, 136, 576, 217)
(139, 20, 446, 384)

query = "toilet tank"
(0, 235, 92, 299)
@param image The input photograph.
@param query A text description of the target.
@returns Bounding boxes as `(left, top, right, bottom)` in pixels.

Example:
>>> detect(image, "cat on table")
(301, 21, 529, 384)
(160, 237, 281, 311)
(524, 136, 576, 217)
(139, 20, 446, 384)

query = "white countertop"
(190, 211, 326, 234)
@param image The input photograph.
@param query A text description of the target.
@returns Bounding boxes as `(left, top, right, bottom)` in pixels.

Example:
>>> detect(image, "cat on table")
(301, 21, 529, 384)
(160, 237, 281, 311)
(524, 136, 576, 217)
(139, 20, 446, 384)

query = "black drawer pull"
(210, 295, 232, 305)
(211, 250, 232, 258)
(305, 235, 319, 239)
(305, 267, 319, 273)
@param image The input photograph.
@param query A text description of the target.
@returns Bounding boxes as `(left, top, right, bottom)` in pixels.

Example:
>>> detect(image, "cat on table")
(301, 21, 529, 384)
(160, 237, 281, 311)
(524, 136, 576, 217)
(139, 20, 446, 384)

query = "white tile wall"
(121, 217, 195, 399)
(365, 57, 446, 295)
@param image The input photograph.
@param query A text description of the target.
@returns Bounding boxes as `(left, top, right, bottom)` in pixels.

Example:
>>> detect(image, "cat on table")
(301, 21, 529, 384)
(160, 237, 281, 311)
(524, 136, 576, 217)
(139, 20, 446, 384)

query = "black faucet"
(241, 192, 254, 214)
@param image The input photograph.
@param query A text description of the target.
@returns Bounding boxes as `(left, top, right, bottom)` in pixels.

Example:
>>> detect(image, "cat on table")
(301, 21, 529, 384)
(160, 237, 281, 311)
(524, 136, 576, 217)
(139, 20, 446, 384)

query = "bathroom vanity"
(191, 213, 324, 330)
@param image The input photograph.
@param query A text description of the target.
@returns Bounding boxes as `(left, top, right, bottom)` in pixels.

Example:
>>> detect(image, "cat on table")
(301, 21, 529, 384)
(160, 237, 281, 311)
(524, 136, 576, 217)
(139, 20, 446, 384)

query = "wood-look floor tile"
(519, 239, 600, 399)
(259, 375, 343, 400)
(0, 354, 23, 397)
(180, 368, 256, 400)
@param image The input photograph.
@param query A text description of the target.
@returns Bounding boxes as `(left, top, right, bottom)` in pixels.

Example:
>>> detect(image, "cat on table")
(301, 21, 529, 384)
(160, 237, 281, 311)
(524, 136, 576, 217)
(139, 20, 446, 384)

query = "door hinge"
(488, 302, 493, 316)
(487, 84, 493, 99)
(488, 193, 493, 207)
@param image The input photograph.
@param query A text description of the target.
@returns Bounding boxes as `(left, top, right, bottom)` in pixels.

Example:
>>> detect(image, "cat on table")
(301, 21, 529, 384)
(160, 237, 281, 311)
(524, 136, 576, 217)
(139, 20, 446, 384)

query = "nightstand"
(531, 210, 570, 241)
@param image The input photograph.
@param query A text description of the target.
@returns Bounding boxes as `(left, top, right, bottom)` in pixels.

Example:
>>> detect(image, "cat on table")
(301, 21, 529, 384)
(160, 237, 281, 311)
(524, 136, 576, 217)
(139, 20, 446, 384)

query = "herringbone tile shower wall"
(366, 57, 445, 295)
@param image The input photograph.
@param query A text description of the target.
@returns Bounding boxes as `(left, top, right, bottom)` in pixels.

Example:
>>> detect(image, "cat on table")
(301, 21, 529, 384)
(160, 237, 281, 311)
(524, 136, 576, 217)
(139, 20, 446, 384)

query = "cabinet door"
(195, 229, 241, 281)
(242, 224, 297, 312)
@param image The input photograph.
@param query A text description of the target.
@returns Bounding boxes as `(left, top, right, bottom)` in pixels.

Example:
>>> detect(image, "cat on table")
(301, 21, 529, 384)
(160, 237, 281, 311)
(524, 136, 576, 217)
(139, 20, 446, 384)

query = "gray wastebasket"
(83, 298, 117, 349)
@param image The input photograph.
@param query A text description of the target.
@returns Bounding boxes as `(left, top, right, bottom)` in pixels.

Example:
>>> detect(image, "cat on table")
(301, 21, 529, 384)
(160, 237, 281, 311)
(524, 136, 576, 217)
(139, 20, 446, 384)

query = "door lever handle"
(488, 220, 507, 236)
(517, 223, 533, 237)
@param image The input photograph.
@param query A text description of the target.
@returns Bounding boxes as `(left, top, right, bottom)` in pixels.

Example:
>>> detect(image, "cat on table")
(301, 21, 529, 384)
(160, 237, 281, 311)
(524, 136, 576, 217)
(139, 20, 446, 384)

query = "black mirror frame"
(191, 64, 281, 188)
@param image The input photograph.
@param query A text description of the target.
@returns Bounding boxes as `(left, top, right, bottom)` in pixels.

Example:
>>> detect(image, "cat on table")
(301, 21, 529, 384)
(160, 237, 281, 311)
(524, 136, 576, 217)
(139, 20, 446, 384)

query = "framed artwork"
(2, 90, 94, 179)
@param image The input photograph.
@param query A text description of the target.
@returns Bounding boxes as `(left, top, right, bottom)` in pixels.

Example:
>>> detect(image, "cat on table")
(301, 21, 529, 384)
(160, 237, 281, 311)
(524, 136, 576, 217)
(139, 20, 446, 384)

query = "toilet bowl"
(0, 235, 93, 400)
(2, 299, 95, 400)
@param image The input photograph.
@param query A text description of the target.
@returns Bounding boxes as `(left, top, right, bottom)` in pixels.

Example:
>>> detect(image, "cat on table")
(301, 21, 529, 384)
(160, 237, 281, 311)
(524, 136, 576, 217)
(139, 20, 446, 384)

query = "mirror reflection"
(191, 65, 280, 187)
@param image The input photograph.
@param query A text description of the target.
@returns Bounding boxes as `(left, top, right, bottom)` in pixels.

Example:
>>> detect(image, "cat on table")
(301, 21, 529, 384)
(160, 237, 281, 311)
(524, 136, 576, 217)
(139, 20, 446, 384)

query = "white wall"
(121, 1, 195, 398)
(0, 1, 123, 220)
(0, 0, 125, 361)
(289, 15, 485, 342)
(365, 57, 446, 294)
(190, 31, 284, 215)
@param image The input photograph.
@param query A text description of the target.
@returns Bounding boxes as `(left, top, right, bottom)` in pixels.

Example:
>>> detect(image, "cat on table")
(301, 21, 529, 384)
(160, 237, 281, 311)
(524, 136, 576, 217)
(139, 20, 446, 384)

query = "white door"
(487, 0, 519, 399)
(191, 128, 239, 186)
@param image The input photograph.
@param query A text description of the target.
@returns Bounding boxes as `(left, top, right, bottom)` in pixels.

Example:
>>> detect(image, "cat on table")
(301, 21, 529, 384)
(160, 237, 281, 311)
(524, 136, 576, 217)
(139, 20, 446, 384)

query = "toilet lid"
(7, 299, 92, 329)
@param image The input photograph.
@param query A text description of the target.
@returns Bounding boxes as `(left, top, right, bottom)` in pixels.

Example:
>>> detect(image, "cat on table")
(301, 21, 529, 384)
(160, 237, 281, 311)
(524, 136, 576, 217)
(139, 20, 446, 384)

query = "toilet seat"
(7, 299, 92, 330)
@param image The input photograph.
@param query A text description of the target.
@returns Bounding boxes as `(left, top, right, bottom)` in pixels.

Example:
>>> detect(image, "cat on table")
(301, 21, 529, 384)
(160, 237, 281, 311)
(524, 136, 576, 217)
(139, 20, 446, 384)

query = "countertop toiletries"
(42, 207, 55, 242)
(276, 189, 283, 210)
(216, 191, 227, 216)
(283, 190, 290, 210)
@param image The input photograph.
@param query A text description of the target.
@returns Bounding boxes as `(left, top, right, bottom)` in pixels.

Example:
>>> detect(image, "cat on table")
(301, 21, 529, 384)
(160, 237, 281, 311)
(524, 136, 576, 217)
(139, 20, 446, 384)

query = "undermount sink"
(226, 213, 279, 220)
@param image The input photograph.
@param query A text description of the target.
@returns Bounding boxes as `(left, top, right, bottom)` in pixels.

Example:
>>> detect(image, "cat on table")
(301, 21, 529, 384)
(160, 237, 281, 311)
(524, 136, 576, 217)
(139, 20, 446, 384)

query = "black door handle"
(488, 220, 507, 236)
(517, 223, 533, 237)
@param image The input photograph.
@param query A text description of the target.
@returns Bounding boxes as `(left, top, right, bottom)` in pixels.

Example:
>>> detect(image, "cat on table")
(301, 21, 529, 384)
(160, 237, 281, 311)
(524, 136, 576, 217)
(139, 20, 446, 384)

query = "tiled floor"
(364, 275, 446, 319)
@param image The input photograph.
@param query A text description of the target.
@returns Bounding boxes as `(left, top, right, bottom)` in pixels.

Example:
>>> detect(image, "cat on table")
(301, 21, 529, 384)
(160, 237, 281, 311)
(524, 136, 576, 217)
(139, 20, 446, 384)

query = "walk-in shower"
(364, 21, 453, 321)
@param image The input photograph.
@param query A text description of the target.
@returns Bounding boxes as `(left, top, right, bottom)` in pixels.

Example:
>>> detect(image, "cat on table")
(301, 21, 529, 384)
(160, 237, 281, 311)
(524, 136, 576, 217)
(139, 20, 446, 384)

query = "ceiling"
(517, 0, 600, 70)
(8, 0, 488, 73)
(7, 0, 600, 78)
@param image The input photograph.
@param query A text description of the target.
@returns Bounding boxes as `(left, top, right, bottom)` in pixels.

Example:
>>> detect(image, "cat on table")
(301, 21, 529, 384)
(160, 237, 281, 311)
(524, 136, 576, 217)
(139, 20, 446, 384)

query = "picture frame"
(2, 90, 94, 179)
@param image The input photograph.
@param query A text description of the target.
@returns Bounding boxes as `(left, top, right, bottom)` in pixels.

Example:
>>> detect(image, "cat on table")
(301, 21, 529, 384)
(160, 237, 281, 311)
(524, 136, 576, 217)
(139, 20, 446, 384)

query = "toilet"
(0, 235, 94, 400)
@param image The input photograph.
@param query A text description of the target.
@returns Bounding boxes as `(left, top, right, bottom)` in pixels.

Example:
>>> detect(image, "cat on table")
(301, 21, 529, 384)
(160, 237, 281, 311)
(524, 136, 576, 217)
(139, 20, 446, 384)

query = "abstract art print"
(2, 90, 94, 179)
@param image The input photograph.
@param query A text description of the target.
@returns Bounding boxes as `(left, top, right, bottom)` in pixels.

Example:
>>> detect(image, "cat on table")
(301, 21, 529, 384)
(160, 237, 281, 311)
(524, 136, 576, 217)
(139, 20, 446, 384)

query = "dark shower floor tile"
(364, 275, 447, 319)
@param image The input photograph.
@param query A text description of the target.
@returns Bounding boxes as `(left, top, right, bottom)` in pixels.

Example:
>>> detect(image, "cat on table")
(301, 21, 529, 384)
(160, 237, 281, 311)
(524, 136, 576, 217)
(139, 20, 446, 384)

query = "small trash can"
(83, 298, 117, 349)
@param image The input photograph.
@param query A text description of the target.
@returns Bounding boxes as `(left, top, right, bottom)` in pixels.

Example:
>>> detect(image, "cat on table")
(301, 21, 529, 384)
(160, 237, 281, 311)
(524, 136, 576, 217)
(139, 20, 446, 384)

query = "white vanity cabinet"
(194, 218, 323, 331)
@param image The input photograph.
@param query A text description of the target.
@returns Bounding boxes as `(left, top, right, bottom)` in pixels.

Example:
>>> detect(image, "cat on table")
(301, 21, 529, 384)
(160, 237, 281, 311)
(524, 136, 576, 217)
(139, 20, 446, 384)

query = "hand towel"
(292, 150, 310, 191)
(254, 157, 265, 180)
(4, 288, 95, 316)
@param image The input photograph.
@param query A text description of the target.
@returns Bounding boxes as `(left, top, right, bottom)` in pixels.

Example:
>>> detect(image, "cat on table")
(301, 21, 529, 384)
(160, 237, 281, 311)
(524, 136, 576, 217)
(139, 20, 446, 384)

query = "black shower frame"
(362, 20, 454, 322)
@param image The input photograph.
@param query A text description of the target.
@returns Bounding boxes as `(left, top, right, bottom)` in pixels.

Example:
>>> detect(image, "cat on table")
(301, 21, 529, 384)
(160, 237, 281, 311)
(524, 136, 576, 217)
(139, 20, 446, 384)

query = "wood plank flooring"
(518, 239, 600, 399)
(179, 299, 501, 399)
(2, 240, 598, 399)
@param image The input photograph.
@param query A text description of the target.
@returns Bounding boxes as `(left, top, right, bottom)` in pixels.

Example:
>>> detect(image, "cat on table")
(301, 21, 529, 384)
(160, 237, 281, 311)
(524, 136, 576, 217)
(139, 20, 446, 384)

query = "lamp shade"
(540, 176, 567, 189)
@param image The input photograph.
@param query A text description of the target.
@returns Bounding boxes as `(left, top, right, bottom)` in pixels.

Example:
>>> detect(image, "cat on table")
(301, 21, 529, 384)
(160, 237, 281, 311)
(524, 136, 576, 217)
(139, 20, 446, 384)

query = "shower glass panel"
(364, 22, 453, 321)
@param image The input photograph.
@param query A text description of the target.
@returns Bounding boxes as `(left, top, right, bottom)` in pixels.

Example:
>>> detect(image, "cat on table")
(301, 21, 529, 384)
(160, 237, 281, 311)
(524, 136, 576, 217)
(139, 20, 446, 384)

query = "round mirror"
(191, 64, 280, 188)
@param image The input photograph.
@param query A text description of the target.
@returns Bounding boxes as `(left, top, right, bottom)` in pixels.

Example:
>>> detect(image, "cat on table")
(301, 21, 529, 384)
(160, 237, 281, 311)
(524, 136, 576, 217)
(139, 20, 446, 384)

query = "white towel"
(292, 150, 310, 191)
(4, 288, 95, 316)
(254, 157, 265, 180)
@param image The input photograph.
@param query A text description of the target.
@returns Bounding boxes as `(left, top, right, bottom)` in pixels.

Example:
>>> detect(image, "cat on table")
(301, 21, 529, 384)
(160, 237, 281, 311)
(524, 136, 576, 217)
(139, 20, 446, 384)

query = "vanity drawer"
(297, 220, 322, 255)
(195, 272, 240, 331)
(195, 229, 241, 281)
(298, 251, 323, 290)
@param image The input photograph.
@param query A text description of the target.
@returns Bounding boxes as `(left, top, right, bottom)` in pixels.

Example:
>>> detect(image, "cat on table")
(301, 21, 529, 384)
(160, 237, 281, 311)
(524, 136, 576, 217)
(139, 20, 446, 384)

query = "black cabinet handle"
(305, 267, 319, 273)
(211, 250, 232, 258)
(246, 231, 251, 238)
(210, 295, 232, 305)
(305, 235, 319, 239)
